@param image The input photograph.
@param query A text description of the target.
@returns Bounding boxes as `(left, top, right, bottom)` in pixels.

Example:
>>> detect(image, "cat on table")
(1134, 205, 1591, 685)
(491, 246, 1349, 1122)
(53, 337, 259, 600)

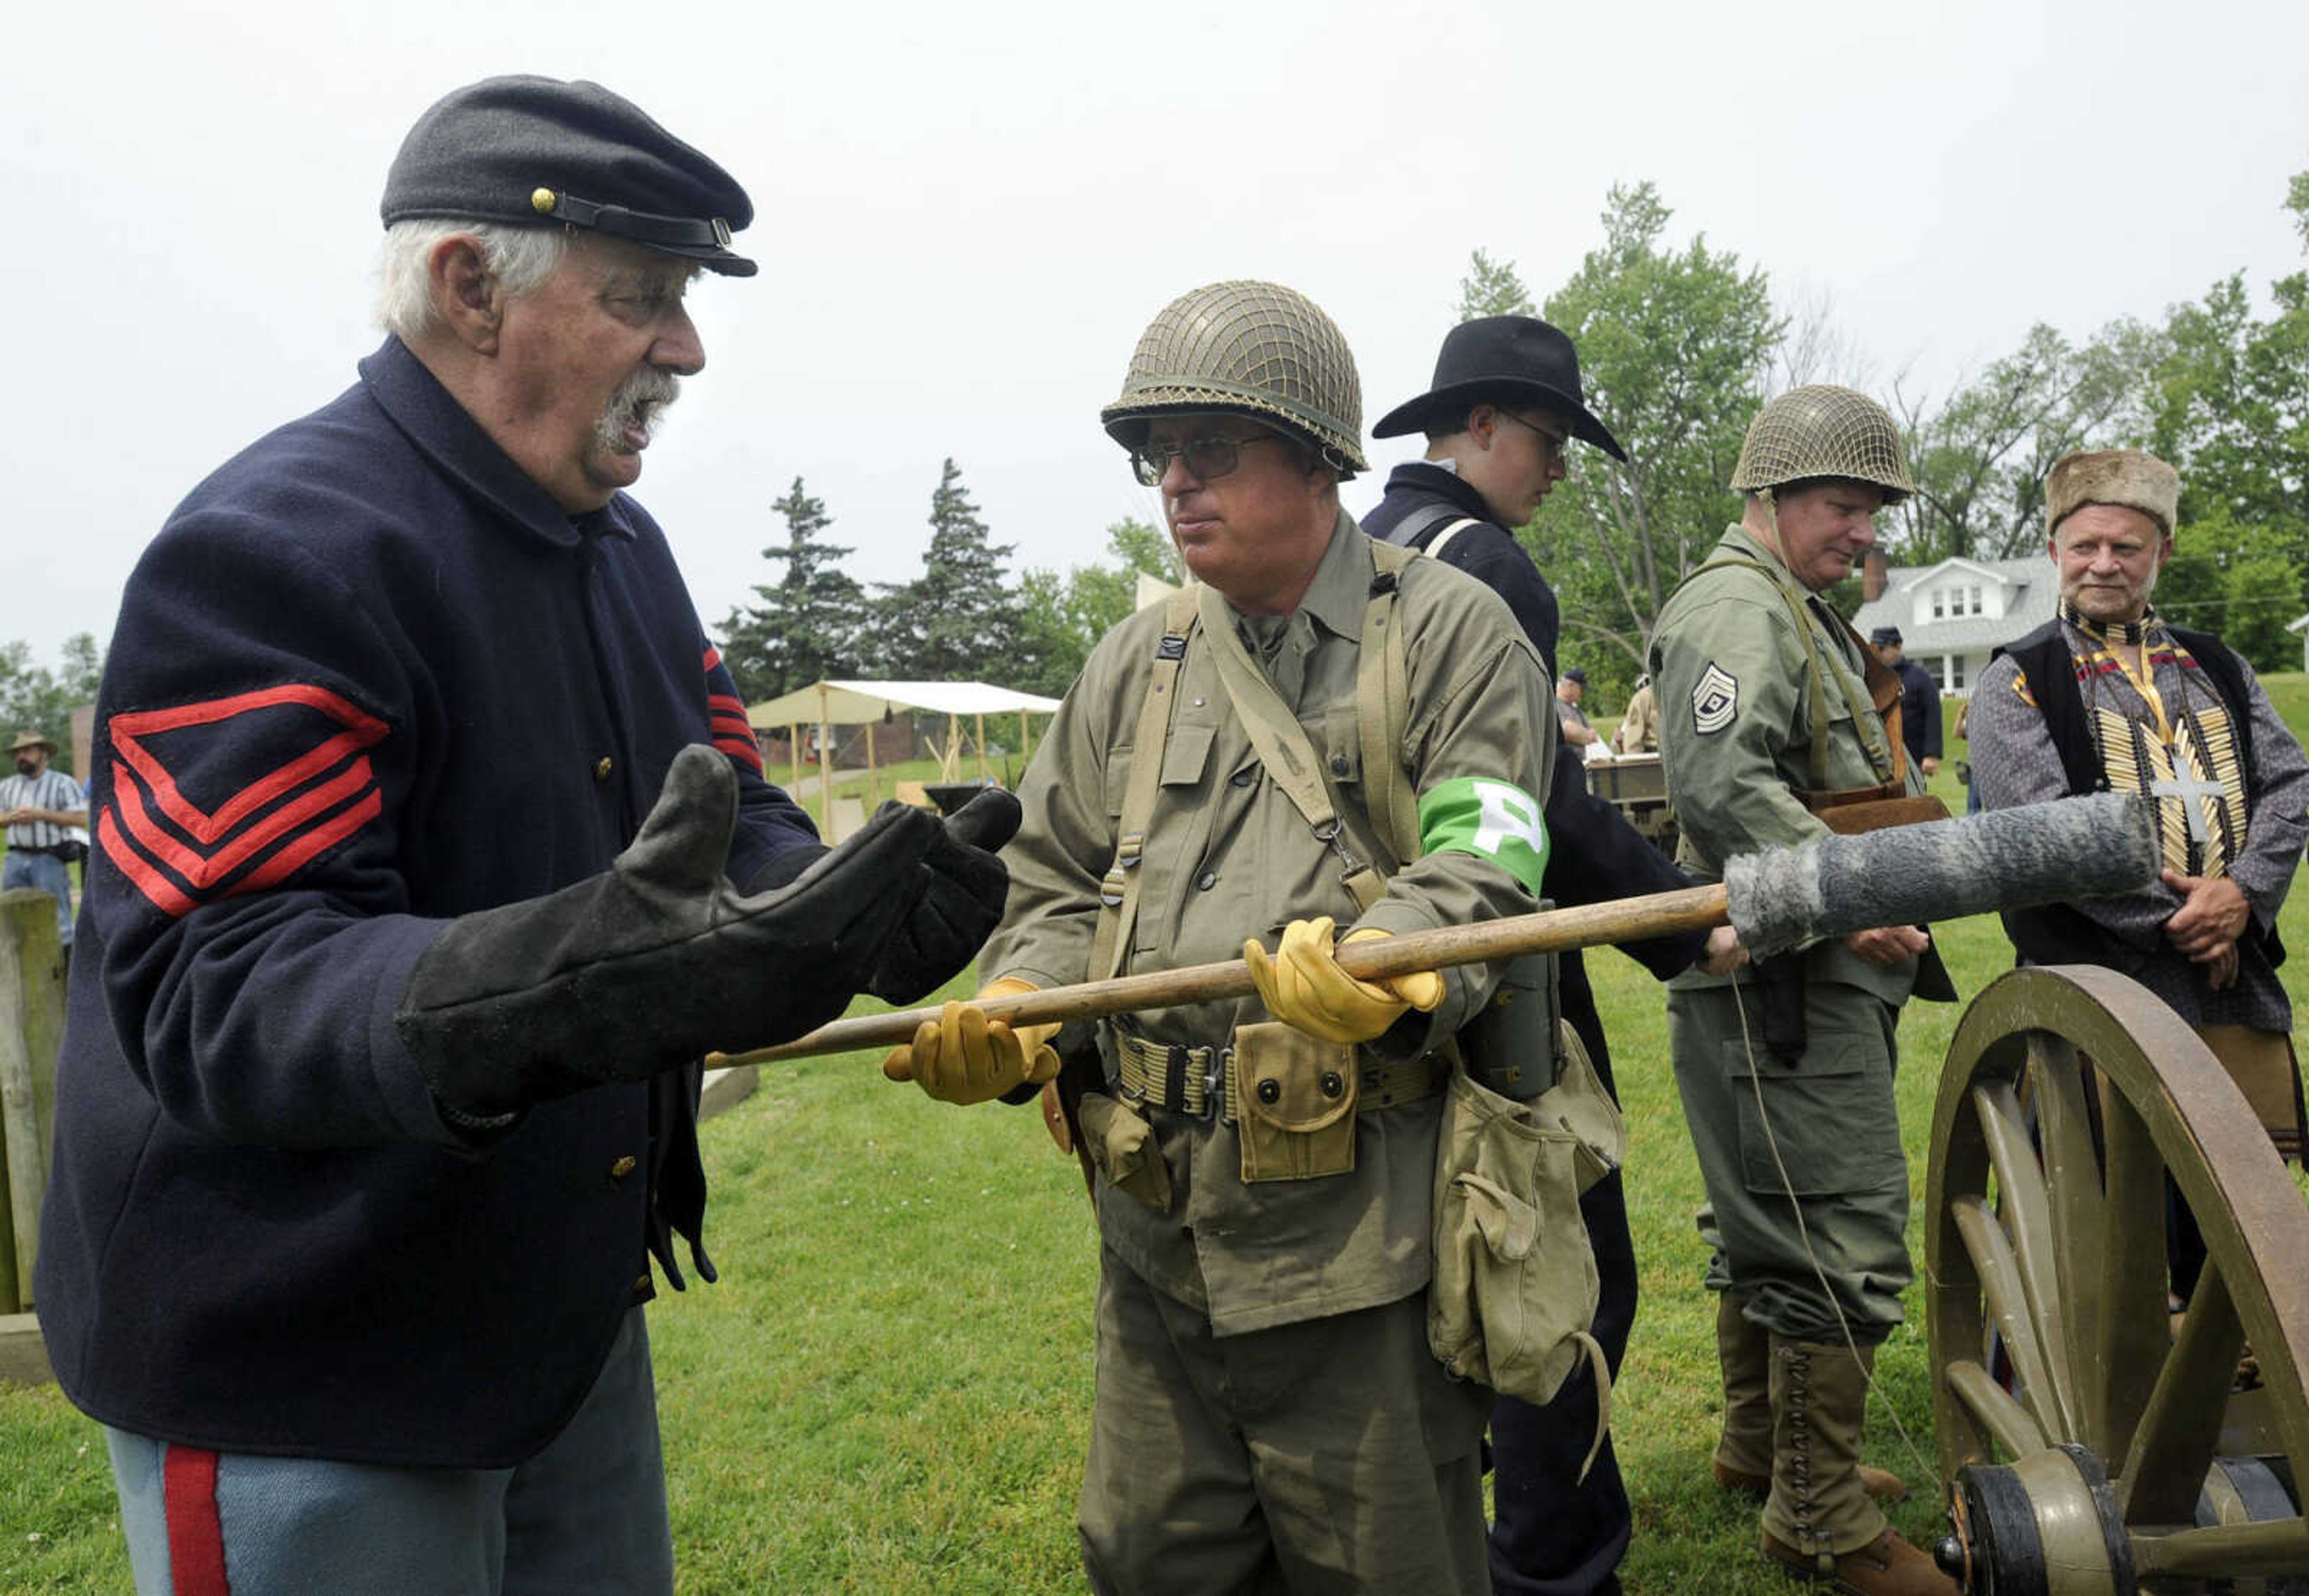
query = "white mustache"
(596, 369, 682, 450)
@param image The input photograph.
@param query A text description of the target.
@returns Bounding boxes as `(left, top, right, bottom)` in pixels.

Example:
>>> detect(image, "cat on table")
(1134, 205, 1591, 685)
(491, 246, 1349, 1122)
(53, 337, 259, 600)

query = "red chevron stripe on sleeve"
(702, 645, 765, 775)
(100, 684, 391, 918)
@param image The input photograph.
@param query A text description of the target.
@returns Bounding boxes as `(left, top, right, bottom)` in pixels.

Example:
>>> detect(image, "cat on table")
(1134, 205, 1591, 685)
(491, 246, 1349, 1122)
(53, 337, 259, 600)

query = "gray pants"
(1667, 981, 1911, 1346)
(107, 1307, 671, 1596)
(1079, 1248, 1492, 1596)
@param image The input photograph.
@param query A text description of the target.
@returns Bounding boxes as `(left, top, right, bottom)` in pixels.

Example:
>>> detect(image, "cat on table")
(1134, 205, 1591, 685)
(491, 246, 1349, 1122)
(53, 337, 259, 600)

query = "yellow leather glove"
(880, 977, 1062, 1105)
(1242, 917, 1444, 1045)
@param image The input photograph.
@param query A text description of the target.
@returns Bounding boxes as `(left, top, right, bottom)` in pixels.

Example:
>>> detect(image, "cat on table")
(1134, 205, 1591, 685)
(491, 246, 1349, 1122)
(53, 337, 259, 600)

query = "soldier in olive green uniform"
(886, 281, 1559, 1594)
(1649, 387, 1957, 1596)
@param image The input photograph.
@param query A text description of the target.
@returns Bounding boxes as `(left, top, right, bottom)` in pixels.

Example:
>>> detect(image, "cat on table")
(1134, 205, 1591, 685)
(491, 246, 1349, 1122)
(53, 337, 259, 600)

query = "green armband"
(1418, 777, 1549, 895)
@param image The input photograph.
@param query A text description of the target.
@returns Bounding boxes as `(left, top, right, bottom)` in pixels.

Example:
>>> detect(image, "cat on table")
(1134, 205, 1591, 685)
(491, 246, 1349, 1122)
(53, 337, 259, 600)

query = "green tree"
(0, 633, 105, 775)
(1456, 249, 1535, 322)
(874, 459, 1018, 681)
(717, 478, 864, 704)
(1529, 182, 1784, 681)
(2136, 170, 2309, 648)
(1888, 319, 2166, 565)
(1012, 519, 1181, 696)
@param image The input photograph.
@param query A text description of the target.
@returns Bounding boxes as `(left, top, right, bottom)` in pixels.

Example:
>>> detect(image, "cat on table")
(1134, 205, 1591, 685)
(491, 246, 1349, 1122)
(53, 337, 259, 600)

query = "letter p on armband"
(1417, 776, 1550, 895)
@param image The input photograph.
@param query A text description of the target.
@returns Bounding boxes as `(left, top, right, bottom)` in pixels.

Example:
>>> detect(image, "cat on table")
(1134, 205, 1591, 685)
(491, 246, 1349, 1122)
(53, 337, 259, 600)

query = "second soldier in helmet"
(889, 281, 1560, 1591)
(1649, 386, 1958, 1596)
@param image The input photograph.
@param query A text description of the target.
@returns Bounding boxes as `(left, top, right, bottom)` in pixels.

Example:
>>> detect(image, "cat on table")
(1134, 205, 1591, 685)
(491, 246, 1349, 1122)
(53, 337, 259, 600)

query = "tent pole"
(975, 713, 988, 783)
(866, 723, 879, 806)
(817, 683, 832, 837)
(1018, 709, 1030, 766)
(944, 714, 959, 783)
(789, 723, 801, 806)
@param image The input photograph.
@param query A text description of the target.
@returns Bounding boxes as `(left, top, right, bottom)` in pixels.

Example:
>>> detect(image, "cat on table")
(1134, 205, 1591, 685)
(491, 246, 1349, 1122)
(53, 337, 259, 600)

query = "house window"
(1943, 654, 1967, 691)
(1969, 585, 1983, 615)
(1932, 589, 1945, 619)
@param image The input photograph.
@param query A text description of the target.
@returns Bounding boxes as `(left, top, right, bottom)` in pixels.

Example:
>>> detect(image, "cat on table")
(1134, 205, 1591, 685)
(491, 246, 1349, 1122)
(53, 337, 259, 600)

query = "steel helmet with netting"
(1730, 384, 1916, 505)
(1100, 280, 1370, 476)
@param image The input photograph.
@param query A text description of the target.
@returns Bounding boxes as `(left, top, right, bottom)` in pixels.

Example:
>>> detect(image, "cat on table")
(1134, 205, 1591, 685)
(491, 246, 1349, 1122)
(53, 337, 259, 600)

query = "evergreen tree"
(874, 459, 1019, 681)
(717, 478, 863, 704)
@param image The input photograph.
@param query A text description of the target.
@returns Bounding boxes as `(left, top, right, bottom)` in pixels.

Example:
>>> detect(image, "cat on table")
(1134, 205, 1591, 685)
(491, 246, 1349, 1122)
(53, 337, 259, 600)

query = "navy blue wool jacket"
(37, 337, 819, 1466)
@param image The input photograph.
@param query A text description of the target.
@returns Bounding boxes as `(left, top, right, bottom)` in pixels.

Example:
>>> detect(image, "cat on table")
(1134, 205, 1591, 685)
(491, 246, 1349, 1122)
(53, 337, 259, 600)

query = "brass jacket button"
(610, 1155, 637, 1179)
(593, 756, 614, 781)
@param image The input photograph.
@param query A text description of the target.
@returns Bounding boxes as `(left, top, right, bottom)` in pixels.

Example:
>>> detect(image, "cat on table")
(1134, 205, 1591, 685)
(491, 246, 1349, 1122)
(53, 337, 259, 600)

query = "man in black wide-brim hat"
(1367, 317, 1743, 1596)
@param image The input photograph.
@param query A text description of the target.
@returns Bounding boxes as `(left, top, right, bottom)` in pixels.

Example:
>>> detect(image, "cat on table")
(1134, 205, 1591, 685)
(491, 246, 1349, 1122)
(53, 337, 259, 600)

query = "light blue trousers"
(106, 1307, 672, 1596)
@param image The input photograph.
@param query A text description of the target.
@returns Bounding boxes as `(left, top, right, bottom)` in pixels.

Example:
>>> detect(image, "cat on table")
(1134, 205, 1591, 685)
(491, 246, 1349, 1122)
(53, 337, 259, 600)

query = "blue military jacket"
(37, 337, 818, 1467)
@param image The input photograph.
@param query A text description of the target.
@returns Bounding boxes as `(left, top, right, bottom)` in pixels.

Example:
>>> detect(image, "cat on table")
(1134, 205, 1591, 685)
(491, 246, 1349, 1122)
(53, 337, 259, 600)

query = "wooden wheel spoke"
(2096, 1079, 2176, 1466)
(2130, 1517, 2309, 1580)
(1952, 1194, 2076, 1441)
(1972, 1079, 2074, 1429)
(2023, 1033, 2108, 1432)
(2119, 1257, 2246, 1526)
(1946, 1357, 2049, 1459)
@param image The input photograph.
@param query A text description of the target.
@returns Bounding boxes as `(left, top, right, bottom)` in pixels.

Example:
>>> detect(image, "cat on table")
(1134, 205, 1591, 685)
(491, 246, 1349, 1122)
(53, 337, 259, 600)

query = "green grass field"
(4, 687, 2306, 1592)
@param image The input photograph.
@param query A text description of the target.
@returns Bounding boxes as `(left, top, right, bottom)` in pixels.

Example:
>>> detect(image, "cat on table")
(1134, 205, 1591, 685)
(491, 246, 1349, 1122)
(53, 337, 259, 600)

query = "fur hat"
(2046, 449, 2180, 538)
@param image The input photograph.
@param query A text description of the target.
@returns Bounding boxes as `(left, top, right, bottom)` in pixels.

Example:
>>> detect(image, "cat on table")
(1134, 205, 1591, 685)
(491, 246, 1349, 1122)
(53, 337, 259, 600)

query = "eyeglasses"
(1495, 410, 1572, 463)
(1130, 432, 1290, 487)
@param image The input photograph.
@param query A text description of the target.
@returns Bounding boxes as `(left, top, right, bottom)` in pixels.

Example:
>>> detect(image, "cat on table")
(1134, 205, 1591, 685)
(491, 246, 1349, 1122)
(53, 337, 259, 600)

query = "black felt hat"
(1373, 316, 1625, 461)
(382, 76, 756, 277)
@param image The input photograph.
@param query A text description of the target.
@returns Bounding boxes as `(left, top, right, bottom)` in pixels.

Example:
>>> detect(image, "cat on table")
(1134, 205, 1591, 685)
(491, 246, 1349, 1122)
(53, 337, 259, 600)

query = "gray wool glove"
(396, 745, 1017, 1123)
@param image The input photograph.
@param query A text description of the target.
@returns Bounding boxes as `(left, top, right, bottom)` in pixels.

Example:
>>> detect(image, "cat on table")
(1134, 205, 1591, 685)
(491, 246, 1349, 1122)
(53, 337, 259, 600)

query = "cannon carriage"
(1922, 965, 2309, 1594)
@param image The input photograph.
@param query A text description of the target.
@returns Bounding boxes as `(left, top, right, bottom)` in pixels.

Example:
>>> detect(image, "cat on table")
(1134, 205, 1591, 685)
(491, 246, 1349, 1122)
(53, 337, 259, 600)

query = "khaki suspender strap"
(1688, 556, 1897, 789)
(1090, 586, 1201, 982)
(1196, 580, 1392, 912)
(1356, 539, 1421, 870)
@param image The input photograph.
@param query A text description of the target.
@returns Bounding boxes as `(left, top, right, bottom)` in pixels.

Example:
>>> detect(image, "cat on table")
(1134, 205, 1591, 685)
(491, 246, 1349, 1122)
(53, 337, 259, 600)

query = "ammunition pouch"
(1230, 1021, 1360, 1183)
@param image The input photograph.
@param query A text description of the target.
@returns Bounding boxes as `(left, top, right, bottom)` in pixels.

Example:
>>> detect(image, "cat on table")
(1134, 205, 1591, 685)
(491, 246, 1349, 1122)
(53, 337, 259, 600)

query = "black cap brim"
(1372, 378, 1627, 463)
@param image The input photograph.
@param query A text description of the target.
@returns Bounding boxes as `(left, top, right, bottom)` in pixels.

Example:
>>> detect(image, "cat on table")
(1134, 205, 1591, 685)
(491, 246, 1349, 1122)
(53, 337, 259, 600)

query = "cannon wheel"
(1925, 965, 2309, 1589)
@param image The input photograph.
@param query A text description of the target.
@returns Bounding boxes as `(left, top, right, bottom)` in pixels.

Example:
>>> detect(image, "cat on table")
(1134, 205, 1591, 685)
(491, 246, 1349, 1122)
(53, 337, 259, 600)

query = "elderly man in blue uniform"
(37, 77, 1012, 1596)
(1367, 313, 1737, 1596)
(1868, 627, 1942, 778)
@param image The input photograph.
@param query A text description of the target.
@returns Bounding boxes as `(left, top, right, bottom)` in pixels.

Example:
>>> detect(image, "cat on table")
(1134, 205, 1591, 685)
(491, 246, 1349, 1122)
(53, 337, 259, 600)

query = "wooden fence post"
(0, 889, 67, 1319)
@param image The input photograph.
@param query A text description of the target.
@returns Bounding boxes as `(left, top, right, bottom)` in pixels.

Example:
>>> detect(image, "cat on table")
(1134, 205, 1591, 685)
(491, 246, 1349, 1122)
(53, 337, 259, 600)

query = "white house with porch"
(1848, 551, 2058, 697)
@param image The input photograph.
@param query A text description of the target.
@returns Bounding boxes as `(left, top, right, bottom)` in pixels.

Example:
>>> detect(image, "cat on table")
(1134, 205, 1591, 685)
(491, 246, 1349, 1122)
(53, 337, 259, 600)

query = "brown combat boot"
(1711, 1301, 1908, 1504)
(1755, 1337, 1954, 1596)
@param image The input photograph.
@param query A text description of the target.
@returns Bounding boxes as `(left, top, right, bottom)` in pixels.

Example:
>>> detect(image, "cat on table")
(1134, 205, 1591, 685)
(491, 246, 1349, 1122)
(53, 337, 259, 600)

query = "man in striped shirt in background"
(1, 728, 87, 956)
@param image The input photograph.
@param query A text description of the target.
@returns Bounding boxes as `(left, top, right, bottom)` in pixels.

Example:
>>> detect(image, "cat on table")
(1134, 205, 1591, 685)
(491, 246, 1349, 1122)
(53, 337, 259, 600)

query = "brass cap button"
(593, 756, 613, 781)
(532, 186, 558, 215)
(610, 1155, 637, 1178)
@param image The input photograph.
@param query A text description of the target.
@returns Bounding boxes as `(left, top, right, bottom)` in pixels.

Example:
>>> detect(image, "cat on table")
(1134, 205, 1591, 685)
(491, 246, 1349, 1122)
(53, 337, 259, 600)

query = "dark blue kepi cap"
(382, 76, 756, 277)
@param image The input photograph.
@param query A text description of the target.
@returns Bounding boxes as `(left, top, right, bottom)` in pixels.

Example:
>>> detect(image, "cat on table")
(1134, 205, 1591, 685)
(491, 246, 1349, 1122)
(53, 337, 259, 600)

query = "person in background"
(1367, 313, 1738, 1596)
(1970, 447, 2307, 1299)
(1556, 666, 1601, 747)
(1868, 627, 1942, 778)
(1, 728, 88, 954)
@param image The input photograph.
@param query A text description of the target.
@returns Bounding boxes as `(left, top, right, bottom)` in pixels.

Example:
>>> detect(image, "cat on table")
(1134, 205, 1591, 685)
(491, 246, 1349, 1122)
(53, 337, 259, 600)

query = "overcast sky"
(8, 0, 2306, 668)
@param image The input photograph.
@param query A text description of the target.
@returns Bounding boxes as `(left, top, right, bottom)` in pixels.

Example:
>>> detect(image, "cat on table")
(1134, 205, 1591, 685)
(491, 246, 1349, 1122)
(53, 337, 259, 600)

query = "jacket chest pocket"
(1133, 722, 1218, 953)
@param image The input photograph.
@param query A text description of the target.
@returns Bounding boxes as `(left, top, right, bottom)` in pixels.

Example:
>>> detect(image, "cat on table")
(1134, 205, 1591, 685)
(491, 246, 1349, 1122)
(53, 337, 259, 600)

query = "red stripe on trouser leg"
(163, 1446, 232, 1595)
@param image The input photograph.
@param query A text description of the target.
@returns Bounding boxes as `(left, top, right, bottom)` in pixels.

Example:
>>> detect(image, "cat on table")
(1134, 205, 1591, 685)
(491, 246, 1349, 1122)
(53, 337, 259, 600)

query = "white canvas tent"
(746, 680, 1063, 836)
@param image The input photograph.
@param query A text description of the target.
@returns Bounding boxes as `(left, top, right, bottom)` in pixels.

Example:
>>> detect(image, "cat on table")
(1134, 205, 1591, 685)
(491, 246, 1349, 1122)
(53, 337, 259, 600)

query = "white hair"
(373, 219, 570, 340)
